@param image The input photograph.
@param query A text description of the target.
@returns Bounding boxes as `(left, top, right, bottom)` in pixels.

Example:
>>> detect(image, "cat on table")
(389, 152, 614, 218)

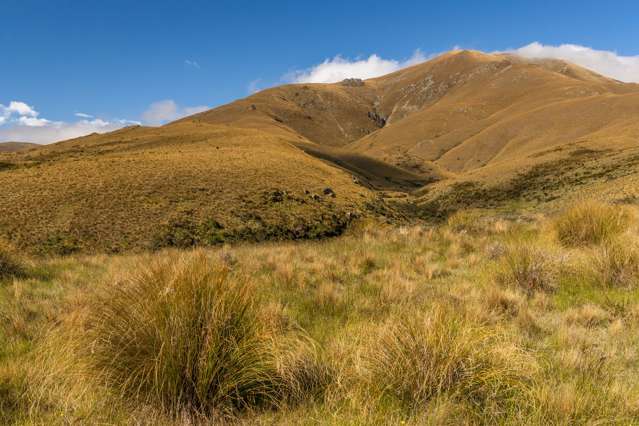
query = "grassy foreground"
(2, 202, 639, 424)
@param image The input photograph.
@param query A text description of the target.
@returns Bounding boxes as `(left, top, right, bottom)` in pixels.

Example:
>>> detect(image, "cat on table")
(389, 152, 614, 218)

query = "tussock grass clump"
(589, 239, 639, 288)
(81, 252, 327, 418)
(0, 239, 26, 280)
(554, 201, 633, 247)
(366, 307, 535, 419)
(496, 243, 557, 295)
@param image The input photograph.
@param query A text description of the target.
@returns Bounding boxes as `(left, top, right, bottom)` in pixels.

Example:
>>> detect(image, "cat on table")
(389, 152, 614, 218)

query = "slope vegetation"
(0, 123, 376, 254)
(0, 142, 38, 153)
(2, 50, 639, 253)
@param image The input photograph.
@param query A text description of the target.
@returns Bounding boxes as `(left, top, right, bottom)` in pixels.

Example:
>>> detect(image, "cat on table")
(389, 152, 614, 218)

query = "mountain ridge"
(2, 49, 639, 253)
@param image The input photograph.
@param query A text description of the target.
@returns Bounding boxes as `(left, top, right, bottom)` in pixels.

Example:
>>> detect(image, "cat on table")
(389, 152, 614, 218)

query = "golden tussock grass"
(554, 200, 634, 247)
(365, 305, 536, 419)
(495, 242, 559, 295)
(588, 238, 639, 288)
(3, 202, 639, 424)
(29, 252, 330, 422)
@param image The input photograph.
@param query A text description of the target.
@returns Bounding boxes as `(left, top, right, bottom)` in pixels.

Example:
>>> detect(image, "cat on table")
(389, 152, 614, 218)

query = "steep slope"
(183, 82, 382, 147)
(186, 50, 639, 185)
(350, 51, 639, 174)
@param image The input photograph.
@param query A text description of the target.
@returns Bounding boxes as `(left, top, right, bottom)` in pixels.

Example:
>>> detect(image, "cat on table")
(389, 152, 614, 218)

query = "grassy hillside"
(0, 122, 380, 254)
(0, 142, 38, 153)
(3, 49, 639, 255)
(2, 203, 639, 424)
(350, 51, 639, 173)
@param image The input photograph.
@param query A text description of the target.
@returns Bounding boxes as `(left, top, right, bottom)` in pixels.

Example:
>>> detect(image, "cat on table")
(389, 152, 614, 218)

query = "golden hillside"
(186, 50, 639, 205)
(2, 50, 639, 253)
(0, 142, 38, 153)
(0, 123, 383, 254)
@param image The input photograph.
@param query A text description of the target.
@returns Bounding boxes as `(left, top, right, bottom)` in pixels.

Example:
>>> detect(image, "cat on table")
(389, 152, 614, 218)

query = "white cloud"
(141, 100, 209, 125)
(7, 101, 38, 117)
(0, 100, 140, 144)
(18, 116, 51, 127)
(287, 43, 639, 86)
(507, 42, 639, 83)
(0, 118, 138, 144)
(288, 50, 429, 84)
(184, 59, 200, 69)
(1, 101, 40, 124)
(182, 105, 209, 115)
(0, 98, 208, 143)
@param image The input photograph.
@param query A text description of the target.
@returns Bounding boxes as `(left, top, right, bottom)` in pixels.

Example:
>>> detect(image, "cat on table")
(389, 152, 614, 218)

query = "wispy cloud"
(286, 50, 429, 84)
(74, 112, 94, 118)
(0, 101, 139, 144)
(184, 59, 201, 69)
(247, 78, 263, 94)
(506, 42, 639, 83)
(141, 100, 209, 125)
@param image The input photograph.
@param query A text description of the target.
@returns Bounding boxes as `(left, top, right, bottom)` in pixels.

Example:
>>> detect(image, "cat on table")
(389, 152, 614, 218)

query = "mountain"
(0, 142, 38, 153)
(187, 50, 639, 211)
(2, 50, 639, 253)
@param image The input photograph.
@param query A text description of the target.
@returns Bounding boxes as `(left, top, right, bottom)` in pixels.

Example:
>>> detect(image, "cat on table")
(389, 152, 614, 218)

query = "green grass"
(2, 205, 639, 424)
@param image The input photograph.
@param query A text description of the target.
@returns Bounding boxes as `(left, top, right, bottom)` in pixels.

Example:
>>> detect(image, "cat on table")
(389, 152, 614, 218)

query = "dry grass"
(59, 252, 329, 420)
(0, 239, 25, 280)
(85, 253, 281, 417)
(446, 210, 487, 234)
(0, 122, 374, 255)
(496, 242, 558, 295)
(588, 238, 639, 288)
(366, 306, 535, 420)
(554, 201, 633, 247)
(3, 205, 639, 424)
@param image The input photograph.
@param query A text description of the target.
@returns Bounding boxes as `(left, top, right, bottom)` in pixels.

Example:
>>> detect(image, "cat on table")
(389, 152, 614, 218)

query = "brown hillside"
(350, 51, 639, 174)
(0, 123, 378, 254)
(3, 49, 639, 253)
(0, 142, 38, 153)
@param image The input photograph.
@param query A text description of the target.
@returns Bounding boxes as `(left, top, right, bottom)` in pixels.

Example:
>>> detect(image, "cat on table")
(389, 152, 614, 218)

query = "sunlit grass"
(3, 202, 639, 424)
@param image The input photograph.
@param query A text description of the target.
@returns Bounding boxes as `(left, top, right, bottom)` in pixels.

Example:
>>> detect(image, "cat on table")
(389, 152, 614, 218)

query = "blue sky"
(2, 0, 639, 143)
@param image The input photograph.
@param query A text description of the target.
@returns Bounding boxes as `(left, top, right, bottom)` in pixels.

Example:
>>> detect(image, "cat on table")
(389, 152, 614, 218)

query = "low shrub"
(81, 252, 327, 419)
(366, 306, 535, 420)
(554, 201, 633, 247)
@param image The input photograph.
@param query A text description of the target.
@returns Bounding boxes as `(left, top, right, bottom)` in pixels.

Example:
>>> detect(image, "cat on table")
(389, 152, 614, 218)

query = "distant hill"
(0, 142, 38, 153)
(2, 50, 639, 253)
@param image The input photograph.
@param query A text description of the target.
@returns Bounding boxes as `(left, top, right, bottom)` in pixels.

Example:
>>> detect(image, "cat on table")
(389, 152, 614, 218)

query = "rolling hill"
(0, 142, 38, 153)
(2, 49, 639, 253)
